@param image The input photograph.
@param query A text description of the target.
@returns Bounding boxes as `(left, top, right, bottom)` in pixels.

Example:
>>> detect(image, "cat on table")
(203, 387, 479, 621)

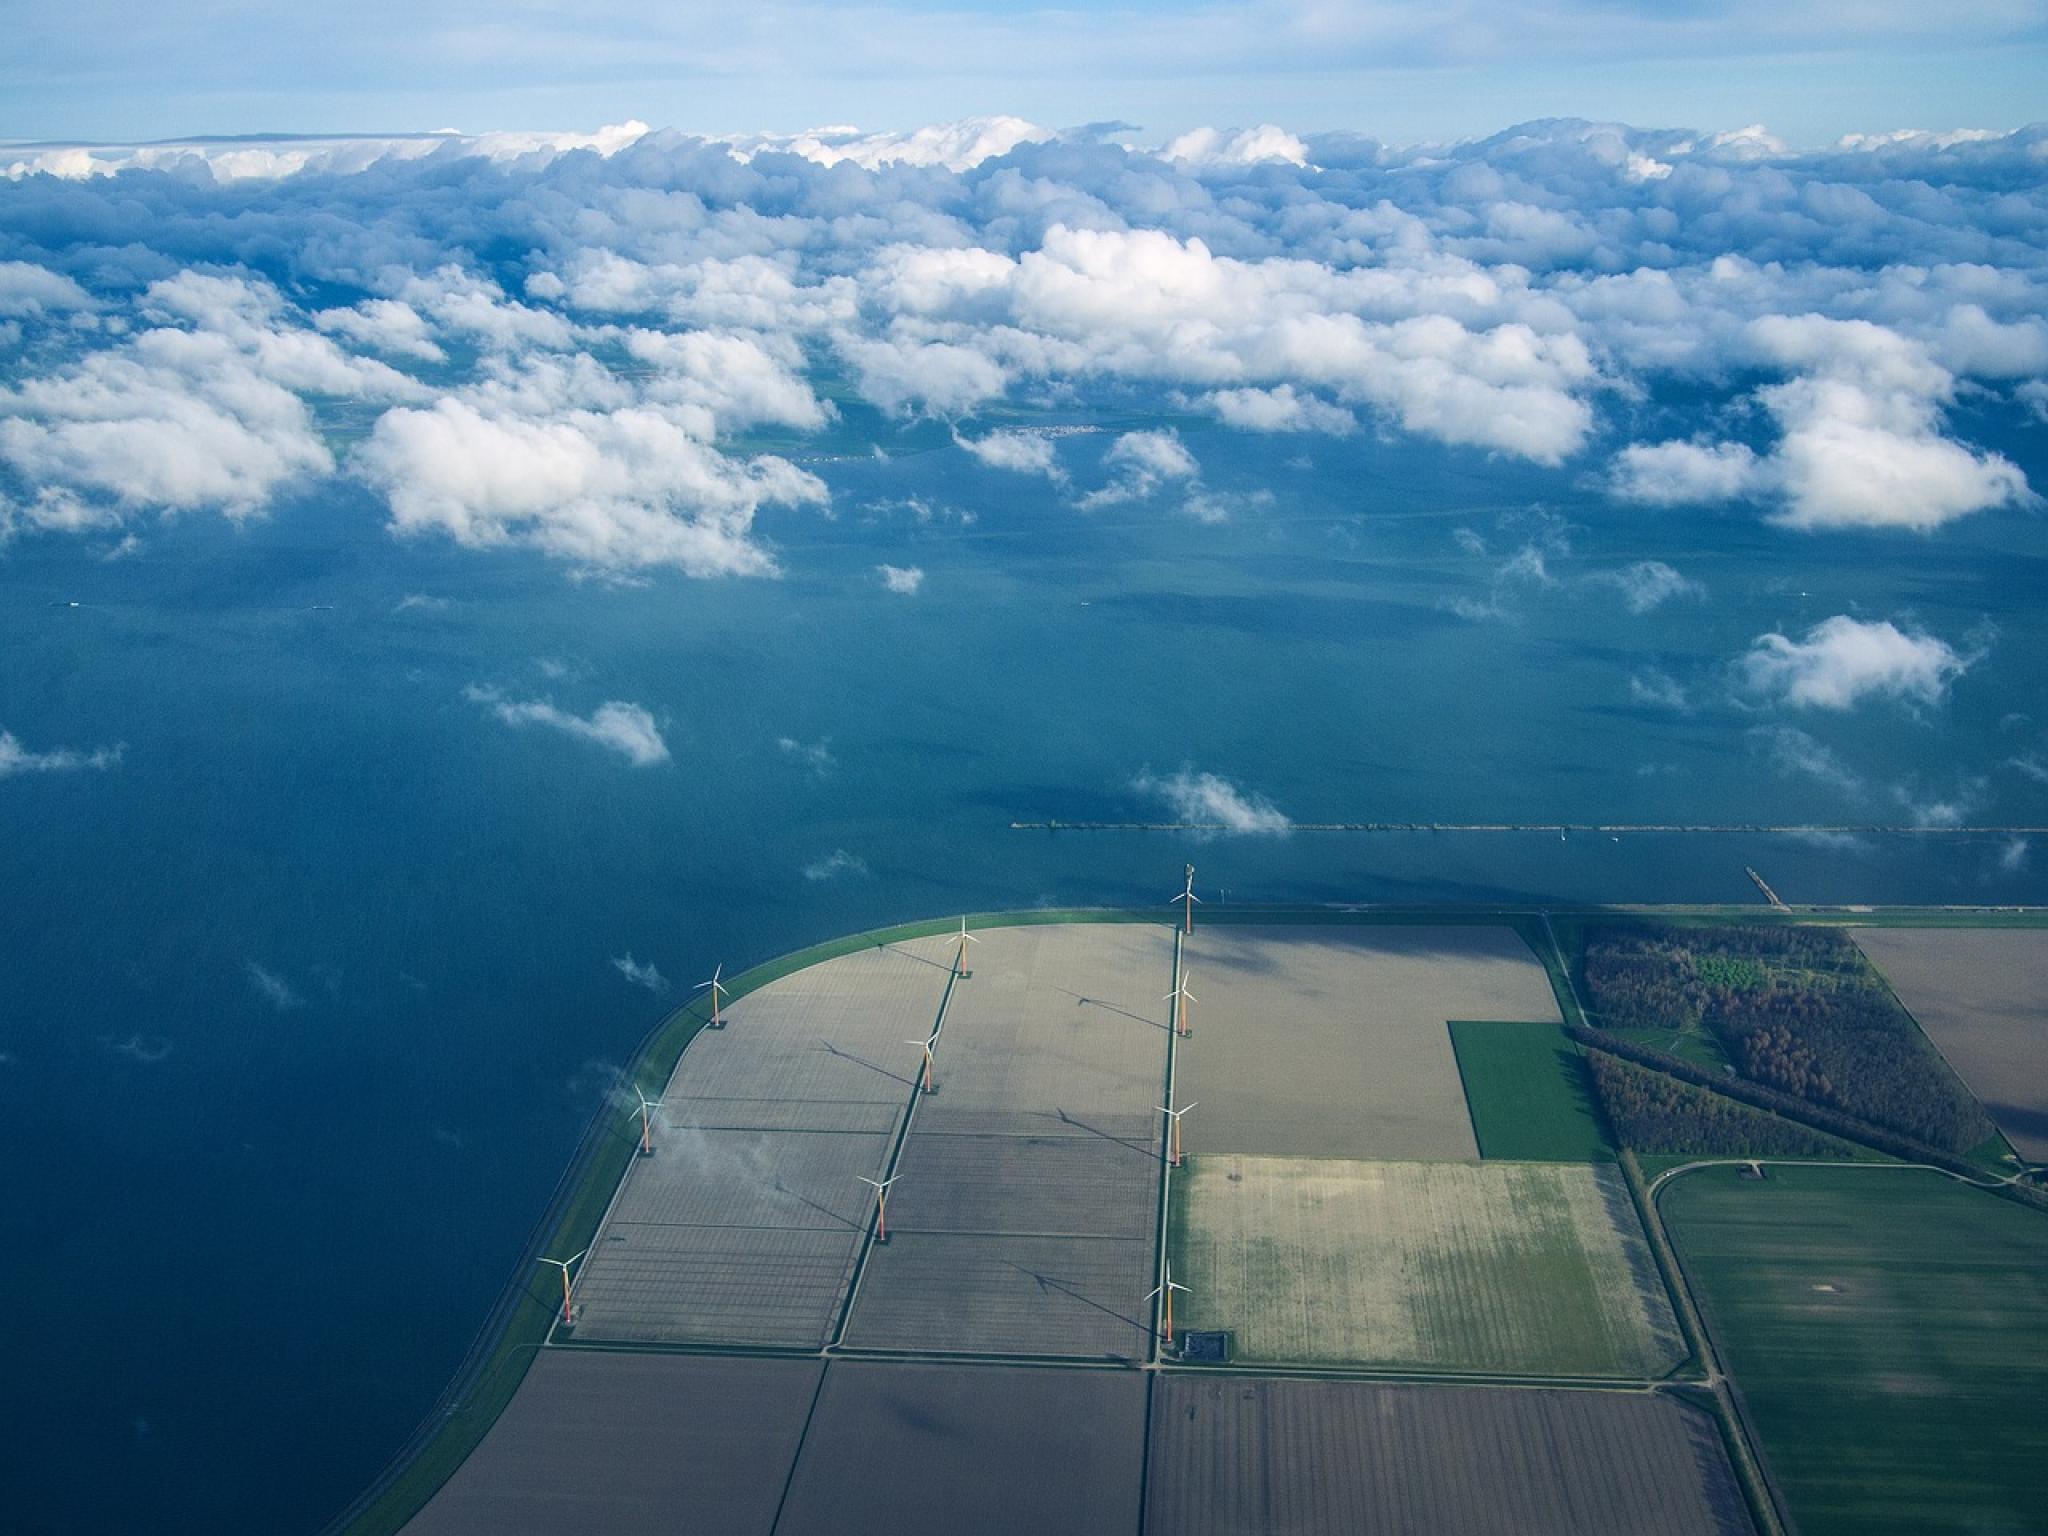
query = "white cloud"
(1740, 615, 1969, 711)
(802, 849, 869, 881)
(612, 953, 670, 994)
(245, 961, 304, 1011)
(1162, 125, 1311, 168)
(0, 261, 93, 318)
(0, 728, 122, 777)
(954, 428, 1065, 481)
(1998, 838, 2030, 872)
(1081, 428, 1201, 509)
(1614, 319, 2031, 530)
(1589, 560, 1704, 614)
(1135, 767, 1291, 834)
(876, 563, 925, 594)
(357, 399, 825, 577)
(464, 685, 671, 765)
(1203, 385, 1355, 435)
(1610, 440, 1766, 506)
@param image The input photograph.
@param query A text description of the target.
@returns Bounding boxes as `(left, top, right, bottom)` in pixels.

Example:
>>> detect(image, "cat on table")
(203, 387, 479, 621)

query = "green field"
(1661, 1164, 2048, 1536)
(1449, 1020, 1614, 1161)
(1169, 1155, 1685, 1378)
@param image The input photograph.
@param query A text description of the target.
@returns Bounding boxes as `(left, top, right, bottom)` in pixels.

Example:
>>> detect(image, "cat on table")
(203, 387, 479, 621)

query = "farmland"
(403, 1352, 822, 1535)
(840, 921, 1170, 1356)
(1661, 1164, 2048, 1536)
(1169, 1154, 1684, 1377)
(1176, 925, 1560, 1161)
(1449, 1019, 1613, 1160)
(1144, 1375, 1752, 1536)
(567, 936, 951, 1345)
(359, 909, 2040, 1536)
(776, 1362, 1145, 1536)
(1856, 927, 2048, 1161)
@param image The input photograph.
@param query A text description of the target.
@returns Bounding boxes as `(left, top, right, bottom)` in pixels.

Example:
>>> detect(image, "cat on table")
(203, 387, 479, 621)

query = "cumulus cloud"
(612, 953, 670, 994)
(954, 428, 1065, 481)
(1081, 429, 1201, 509)
(1135, 767, 1291, 834)
(1740, 616, 1969, 711)
(1589, 560, 1704, 614)
(0, 728, 122, 777)
(464, 685, 671, 765)
(357, 399, 824, 578)
(3, 115, 2047, 571)
(876, 563, 925, 594)
(1614, 319, 2031, 530)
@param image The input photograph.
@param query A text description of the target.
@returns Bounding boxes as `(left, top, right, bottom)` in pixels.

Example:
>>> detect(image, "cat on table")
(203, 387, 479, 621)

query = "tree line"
(1581, 923, 1992, 1153)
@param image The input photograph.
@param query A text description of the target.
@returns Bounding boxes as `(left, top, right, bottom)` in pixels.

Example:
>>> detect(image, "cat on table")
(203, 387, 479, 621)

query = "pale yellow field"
(1170, 1155, 1684, 1378)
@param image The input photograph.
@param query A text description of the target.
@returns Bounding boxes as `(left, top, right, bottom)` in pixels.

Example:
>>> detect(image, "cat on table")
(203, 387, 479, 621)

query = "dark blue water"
(3, 408, 2044, 1532)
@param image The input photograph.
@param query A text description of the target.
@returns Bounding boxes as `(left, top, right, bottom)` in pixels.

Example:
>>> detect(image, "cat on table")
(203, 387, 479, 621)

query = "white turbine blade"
(1186, 891, 1202, 903)
(1181, 1101, 1197, 1112)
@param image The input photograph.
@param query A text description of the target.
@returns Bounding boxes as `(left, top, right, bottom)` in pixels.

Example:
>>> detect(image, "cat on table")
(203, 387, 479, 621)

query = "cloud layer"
(1, 115, 2042, 571)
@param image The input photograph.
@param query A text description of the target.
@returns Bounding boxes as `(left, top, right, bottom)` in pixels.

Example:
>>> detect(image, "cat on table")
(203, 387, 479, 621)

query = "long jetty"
(1009, 821, 2048, 835)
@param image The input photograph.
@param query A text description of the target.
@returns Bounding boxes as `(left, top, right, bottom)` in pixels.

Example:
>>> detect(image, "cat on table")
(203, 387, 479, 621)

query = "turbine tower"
(536, 1248, 589, 1326)
(695, 963, 729, 1029)
(1158, 1099, 1197, 1167)
(1148, 1261, 1192, 1347)
(632, 1085, 663, 1156)
(905, 1034, 939, 1094)
(1164, 971, 1197, 1038)
(859, 1173, 900, 1243)
(949, 917, 979, 979)
(1174, 866, 1201, 934)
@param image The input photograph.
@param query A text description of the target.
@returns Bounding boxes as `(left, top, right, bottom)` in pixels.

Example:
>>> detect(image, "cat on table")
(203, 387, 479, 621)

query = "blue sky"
(3, 0, 2044, 145)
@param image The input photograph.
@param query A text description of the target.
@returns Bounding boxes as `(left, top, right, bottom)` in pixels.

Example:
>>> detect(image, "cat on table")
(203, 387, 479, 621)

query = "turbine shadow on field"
(770, 1176, 862, 1231)
(879, 942, 955, 973)
(1002, 1260, 1152, 1338)
(1052, 987, 1165, 1030)
(1049, 1106, 1159, 1160)
(815, 1039, 917, 1089)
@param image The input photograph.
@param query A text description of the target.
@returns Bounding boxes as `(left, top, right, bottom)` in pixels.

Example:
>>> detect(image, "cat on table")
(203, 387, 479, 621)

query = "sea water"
(2, 405, 2043, 1532)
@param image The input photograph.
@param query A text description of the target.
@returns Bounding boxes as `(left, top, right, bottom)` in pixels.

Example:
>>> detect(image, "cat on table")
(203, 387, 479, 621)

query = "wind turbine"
(1148, 1261, 1192, 1347)
(1173, 866, 1201, 934)
(858, 1174, 900, 1243)
(905, 1034, 939, 1094)
(536, 1248, 589, 1326)
(695, 963, 729, 1029)
(631, 1085, 662, 1156)
(1158, 1099, 1197, 1167)
(1164, 971, 1197, 1037)
(949, 917, 979, 979)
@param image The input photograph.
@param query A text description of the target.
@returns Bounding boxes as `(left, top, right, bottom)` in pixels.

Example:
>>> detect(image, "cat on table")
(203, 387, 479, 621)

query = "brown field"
(844, 923, 1171, 1356)
(568, 938, 950, 1345)
(402, 1351, 821, 1536)
(1144, 1375, 1752, 1536)
(1176, 925, 1561, 1161)
(1855, 927, 2048, 1160)
(776, 1361, 1146, 1536)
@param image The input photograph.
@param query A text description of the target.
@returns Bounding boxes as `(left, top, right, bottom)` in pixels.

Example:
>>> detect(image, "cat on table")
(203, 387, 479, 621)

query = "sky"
(3, 1, 2046, 147)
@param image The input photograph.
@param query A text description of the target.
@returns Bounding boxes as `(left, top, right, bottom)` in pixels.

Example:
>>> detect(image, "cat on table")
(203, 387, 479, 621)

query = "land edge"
(323, 901, 2048, 1536)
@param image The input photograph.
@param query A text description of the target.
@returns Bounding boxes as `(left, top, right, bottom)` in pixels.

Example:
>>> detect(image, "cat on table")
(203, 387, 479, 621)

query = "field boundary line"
(828, 954, 961, 1350)
(1148, 926, 1183, 1366)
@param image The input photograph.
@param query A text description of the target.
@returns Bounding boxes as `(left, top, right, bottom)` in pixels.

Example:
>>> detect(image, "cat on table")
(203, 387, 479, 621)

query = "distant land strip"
(1009, 822, 2048, 835)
